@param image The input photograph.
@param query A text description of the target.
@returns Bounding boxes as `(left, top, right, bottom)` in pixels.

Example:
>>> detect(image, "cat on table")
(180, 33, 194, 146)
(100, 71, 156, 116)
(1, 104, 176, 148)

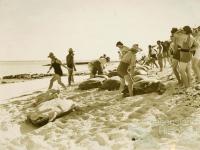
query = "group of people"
(47, 25, 200, 96)
(169, 26, 200, 88)
(47, 48, 76, 89)
(47, 49, 110, 89)
(147, 40, 171, 71)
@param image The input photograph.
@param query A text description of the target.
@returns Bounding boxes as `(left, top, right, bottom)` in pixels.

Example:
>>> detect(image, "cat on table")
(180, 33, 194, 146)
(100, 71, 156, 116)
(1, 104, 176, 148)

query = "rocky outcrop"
(3, 73, 53, 80)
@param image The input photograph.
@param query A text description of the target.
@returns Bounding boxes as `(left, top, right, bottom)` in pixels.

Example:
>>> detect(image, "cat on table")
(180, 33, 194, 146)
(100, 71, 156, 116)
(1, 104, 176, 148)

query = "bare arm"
(56, 59, 71, 70)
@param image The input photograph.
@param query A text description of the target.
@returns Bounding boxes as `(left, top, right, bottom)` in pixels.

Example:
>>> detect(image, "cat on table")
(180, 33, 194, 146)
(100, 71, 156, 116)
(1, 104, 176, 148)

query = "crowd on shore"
(8, 25, 199, 97)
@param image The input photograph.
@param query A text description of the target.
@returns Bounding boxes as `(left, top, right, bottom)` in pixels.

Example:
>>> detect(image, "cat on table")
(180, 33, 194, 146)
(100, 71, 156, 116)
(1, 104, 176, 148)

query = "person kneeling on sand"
(117, 44, 138, 97)
(47, 52, 71, 89)
(88, 57, 110, 78)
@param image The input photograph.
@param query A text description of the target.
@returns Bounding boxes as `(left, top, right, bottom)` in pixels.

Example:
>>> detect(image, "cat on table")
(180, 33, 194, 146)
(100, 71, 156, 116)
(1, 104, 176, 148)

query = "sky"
(0, 0, 200, 61)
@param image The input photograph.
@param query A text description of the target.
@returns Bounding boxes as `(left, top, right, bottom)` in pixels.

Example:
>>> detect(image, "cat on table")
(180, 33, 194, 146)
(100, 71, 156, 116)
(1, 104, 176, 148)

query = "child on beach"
(47, 52, 70, 89)
(66, 48, 76, 86)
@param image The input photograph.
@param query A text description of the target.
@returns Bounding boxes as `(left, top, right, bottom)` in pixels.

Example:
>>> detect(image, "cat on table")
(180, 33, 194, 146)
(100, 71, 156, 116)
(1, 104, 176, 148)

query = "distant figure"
(117, 44, 138, 97)
(88, 57, 110, 78)
(162, 41, 170, 67)
(47, 52, 69, 89)
(100, 54, 106, 58)
(66, 48, 76, 86)
(148, 45, 158, 68)
(156, 40, 164, 71)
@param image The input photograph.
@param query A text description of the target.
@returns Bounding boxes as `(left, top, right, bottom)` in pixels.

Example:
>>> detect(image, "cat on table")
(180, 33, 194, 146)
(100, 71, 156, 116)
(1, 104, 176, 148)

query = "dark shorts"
(173, 50, 180, 61)
(91, 60, 103, 75)
(150, 54, 157, 60)
(117, 62, 129, 78)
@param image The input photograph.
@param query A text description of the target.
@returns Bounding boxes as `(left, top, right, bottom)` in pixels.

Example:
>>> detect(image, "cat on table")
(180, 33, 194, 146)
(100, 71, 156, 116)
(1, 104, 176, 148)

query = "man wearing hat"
(66, 48, 76, 86)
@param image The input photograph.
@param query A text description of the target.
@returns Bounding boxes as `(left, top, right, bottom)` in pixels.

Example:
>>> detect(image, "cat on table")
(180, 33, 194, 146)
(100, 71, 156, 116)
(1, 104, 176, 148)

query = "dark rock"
(107, 70, 119, 78)
(100, 78, 121, 91)
(122, 79, 166, 96)
(78, 78, 106, 90)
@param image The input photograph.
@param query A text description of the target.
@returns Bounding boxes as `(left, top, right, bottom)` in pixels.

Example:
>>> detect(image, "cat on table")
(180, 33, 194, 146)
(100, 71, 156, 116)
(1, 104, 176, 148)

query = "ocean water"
(0, 60, 89, 77)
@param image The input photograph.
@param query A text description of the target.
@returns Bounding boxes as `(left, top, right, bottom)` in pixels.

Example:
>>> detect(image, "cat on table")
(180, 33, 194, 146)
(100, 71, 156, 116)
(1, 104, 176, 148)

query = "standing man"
(66, 48, 76, 86)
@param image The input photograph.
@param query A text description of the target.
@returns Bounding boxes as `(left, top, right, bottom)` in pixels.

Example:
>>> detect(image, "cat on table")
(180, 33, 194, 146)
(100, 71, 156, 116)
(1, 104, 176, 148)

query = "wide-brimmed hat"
(48, 52, 54, 58)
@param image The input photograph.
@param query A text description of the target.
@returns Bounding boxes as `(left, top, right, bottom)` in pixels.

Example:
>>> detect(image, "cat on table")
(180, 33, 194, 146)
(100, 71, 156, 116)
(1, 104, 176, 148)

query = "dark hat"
(48, 52, 54, 58)
(171, 28, 178, 34)
(183, 26, 192, 34)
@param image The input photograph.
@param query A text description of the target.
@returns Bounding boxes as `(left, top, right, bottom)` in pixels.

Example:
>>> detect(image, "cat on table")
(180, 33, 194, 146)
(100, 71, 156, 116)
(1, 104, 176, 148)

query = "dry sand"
(1, 66, 200, 150)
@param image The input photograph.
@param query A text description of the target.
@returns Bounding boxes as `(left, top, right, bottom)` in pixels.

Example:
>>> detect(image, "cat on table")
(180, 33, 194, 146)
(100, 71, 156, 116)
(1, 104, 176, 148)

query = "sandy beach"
(1, 65, 200, 150)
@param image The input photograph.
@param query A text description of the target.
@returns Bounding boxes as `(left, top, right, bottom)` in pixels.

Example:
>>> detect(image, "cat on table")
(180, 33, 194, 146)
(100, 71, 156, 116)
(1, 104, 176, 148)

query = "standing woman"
(117, 44, 138, 97)
(66, 48, 76, 86)
(175, 26, 198, 88)
(47, 52, 69, 89)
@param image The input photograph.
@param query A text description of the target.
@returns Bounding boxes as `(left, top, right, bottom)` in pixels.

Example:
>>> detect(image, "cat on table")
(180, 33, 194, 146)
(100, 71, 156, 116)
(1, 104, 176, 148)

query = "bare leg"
(119, 78, 126, 92)
(179, 62, 189, 88)
(186, 62, 192, 87)
(124, 74, 133, 96)
(56, 74, 66, 89)
(172, 59, 181, 84)
(192, 58, 200, 82)
(48, 75, 56, 89)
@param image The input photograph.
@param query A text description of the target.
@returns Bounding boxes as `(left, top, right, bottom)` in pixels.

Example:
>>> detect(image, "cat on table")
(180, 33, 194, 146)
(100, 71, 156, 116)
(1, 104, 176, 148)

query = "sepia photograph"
(0, 0, 200, 149)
